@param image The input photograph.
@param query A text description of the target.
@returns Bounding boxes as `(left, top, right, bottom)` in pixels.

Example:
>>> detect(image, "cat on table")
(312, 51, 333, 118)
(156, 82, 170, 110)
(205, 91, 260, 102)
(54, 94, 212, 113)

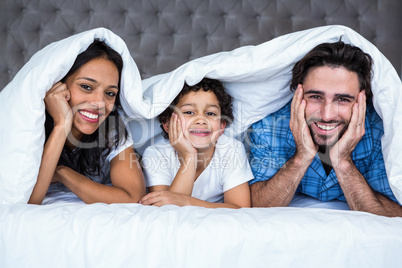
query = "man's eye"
(310, 95, 321, 99)
(338, 98, 350, 103)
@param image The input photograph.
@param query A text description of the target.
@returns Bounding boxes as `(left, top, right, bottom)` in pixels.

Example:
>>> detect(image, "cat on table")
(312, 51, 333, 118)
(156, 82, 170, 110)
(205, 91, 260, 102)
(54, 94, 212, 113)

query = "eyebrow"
(180, 103, 220, 110)
(77, 77, 118, 90)
(304, 90, 355, 100)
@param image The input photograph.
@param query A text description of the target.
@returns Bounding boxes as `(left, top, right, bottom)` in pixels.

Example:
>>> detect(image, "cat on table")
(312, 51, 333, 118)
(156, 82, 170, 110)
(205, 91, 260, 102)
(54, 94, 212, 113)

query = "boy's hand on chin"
(169, 113, 197, 160)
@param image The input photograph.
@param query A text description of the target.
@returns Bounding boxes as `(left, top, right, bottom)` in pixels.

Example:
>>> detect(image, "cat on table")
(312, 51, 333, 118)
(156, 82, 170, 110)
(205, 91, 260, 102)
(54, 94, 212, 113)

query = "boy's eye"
(206, 112, 216, 116)
(183, 111, 194, 115)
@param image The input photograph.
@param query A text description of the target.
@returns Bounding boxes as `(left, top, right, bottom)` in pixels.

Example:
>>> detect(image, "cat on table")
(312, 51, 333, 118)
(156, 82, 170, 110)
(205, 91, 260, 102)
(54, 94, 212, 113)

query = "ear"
(219, 121, 227, 135)
(162, 121, 169, 134)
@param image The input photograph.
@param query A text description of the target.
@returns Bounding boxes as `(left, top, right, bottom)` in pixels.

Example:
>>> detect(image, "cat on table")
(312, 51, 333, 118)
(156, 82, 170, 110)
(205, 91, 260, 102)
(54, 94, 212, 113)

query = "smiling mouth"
(315, 122, 338, 131)
(79, 110, 100, 120)
(189, 130, 211, 135)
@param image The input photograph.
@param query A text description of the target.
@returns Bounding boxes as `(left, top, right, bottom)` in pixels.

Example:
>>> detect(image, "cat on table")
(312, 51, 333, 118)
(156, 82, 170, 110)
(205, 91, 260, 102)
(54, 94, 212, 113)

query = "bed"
(1, 1, 402, 267)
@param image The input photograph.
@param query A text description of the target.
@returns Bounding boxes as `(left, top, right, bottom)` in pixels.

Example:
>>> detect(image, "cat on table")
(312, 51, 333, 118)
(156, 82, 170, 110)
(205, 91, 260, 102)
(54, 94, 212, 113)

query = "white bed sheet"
(1, 200, 401, 268)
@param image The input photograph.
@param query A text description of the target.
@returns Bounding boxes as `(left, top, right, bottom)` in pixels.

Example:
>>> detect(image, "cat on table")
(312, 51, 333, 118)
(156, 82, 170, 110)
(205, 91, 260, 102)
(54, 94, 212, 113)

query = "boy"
(140, 78, 253, 208)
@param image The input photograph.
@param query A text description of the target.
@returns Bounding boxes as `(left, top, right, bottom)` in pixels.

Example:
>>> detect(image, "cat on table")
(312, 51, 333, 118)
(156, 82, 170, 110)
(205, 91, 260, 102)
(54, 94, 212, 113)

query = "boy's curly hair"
(158, 78, 234, 139)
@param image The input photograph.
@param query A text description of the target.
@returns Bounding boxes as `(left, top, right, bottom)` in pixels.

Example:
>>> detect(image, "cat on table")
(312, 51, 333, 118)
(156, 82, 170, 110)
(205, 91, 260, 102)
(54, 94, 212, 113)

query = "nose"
(194, 115, 207, 125)
(89, 91, 105, 109)
(320, 102, 339, 122)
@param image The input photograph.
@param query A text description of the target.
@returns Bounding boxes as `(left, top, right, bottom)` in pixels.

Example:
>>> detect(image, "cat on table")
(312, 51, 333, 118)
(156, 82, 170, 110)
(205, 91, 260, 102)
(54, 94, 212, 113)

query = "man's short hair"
(158, 78, 234, 139)
(290, 40, 373, 101)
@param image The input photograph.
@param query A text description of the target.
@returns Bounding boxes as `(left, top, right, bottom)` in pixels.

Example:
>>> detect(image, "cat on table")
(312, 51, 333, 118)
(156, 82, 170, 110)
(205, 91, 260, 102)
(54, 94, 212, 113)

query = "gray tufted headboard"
(0, 0, 401, 91)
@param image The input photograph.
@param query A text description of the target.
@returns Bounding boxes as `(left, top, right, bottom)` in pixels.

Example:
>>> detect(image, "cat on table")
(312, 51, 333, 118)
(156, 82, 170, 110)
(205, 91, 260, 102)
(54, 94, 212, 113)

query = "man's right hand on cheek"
(290, 85, 318, 163)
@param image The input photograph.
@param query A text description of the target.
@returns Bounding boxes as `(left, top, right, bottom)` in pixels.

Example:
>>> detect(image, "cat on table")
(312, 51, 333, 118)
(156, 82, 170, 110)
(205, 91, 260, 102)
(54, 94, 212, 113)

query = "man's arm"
(251, 154, 311, 207)
(334, 160, 402, 217)
(251, 86, 317, 207)
(331, 91, 402, 217)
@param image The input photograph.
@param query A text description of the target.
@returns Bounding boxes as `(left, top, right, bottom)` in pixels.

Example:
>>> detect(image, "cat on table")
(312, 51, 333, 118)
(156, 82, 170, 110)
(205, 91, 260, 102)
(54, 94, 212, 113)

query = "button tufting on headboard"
(0, 0, 401, 90)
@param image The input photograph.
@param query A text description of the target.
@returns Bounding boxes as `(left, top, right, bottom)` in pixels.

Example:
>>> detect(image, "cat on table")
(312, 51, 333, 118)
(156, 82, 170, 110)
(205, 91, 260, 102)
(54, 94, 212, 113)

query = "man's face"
(303, 66, 361, 147)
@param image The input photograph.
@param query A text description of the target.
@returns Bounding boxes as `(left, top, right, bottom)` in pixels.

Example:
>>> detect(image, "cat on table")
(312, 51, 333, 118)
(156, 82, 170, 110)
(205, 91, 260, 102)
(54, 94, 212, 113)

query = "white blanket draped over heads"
(0, 25, 401, 204)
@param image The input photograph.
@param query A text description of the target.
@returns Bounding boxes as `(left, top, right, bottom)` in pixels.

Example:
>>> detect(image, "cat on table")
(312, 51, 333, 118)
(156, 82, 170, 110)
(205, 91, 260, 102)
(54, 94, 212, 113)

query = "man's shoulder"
(366, 103, 384, 132)
(252, 101, 291, 129)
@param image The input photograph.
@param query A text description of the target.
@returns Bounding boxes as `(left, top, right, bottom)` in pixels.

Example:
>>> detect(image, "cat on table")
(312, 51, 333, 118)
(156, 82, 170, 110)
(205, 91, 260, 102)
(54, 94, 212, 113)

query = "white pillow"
(128, 25, 402, 202)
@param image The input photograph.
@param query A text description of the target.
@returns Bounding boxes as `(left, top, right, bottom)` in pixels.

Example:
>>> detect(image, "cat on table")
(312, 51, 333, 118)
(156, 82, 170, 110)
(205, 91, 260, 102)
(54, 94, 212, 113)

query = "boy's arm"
(165, 113, 198, 195)
(168, 153, 197, 195)
(141, 182, 250, 208)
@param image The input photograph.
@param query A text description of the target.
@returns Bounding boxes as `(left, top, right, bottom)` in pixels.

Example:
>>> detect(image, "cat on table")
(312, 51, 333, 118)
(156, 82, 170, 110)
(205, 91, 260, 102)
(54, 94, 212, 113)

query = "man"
(249, 41, 402, 217)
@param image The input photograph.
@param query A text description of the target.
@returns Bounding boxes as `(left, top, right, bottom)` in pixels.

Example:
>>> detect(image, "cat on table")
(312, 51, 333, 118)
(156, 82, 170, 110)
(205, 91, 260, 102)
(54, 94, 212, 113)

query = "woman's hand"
(45, 82, 73, 132)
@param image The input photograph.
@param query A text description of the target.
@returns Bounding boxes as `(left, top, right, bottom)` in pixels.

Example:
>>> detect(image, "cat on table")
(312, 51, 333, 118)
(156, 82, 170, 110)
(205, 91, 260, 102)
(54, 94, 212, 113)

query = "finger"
(169, 113, 177, 144)
(291, 85, 302, 121)
(140, 194, 160, 206)
(349, 102, 359, 129)
(46, 82, 65, 94)
(357, 91, 366, 127)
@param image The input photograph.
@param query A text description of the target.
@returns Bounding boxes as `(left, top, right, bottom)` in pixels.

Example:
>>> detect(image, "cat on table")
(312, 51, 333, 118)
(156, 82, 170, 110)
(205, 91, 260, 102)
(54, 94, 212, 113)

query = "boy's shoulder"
(142, 138, 174, 157)
(215, 134, 247, 155)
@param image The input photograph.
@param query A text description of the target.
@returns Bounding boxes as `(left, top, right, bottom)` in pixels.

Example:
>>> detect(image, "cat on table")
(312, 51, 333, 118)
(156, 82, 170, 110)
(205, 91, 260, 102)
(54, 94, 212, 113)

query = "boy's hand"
(169, 113, 197, 161)
(139, 191, 191, 207)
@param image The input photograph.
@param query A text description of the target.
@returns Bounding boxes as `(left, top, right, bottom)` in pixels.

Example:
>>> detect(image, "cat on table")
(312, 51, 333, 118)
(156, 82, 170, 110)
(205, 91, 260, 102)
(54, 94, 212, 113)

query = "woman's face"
(65, 58, 119, 140)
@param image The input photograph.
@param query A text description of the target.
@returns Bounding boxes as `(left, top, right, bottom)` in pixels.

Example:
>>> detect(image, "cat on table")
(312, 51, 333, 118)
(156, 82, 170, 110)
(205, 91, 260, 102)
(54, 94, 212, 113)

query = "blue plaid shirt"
(249, 101, 398, 203)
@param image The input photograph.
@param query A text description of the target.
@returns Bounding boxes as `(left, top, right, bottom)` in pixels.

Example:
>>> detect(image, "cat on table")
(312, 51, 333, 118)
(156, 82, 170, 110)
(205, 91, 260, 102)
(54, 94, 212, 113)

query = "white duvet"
(0, 25, 402, 267)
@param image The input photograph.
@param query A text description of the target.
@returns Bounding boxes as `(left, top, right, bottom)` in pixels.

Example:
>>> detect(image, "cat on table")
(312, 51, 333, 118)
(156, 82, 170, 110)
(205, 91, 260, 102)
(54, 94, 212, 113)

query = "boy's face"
(164, 90, 226, 149)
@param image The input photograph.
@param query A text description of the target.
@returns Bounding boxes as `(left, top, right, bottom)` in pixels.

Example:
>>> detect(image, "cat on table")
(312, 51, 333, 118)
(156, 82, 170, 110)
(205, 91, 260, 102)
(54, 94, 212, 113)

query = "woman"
(28, 40, 145, 204)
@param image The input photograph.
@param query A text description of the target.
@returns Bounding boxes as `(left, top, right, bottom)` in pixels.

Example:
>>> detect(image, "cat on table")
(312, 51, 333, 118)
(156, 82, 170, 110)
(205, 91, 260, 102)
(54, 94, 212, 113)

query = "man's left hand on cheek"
(330, 91, 366, 167)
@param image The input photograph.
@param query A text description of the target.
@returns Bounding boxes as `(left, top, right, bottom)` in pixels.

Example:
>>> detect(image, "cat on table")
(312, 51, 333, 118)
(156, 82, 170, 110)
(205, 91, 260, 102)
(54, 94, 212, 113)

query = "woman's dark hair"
(290, 40, 373, 102)
(158, 78, 234, 139)
(45, 39, 127, 181)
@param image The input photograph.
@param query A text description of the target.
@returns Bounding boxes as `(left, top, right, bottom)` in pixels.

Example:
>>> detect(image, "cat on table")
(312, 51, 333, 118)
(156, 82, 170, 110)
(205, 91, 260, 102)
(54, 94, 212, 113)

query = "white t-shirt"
(46, 131, 134, 195)
(142, 134, 254, 203)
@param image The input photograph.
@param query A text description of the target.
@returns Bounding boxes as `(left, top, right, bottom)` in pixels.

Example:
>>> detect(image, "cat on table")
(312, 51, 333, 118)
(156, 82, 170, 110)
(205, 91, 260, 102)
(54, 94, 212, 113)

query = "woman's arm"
(54, 147, 146, 204)
(28, 126, 68, 204)
(141, 182, 250, 208)
(28, 82, 72, 204)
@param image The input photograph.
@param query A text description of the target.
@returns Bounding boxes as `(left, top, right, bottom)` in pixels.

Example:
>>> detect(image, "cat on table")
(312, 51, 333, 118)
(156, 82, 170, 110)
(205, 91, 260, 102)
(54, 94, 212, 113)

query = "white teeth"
(79, 111, 99, 119)
(316, 123, 336, 131)
(191, 130, 209, 133)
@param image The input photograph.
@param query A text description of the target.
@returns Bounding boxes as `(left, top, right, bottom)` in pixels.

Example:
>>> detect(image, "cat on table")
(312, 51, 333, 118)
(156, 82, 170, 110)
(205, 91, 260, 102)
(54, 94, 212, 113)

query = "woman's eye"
(81, 84, 92, 91)
(106, 91, 117, 97)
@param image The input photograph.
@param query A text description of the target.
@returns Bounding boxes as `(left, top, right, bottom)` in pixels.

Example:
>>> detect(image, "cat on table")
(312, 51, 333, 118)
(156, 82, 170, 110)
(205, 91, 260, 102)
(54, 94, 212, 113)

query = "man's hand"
(290, 85, 318, 162)
(330, 91, 366, 168)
